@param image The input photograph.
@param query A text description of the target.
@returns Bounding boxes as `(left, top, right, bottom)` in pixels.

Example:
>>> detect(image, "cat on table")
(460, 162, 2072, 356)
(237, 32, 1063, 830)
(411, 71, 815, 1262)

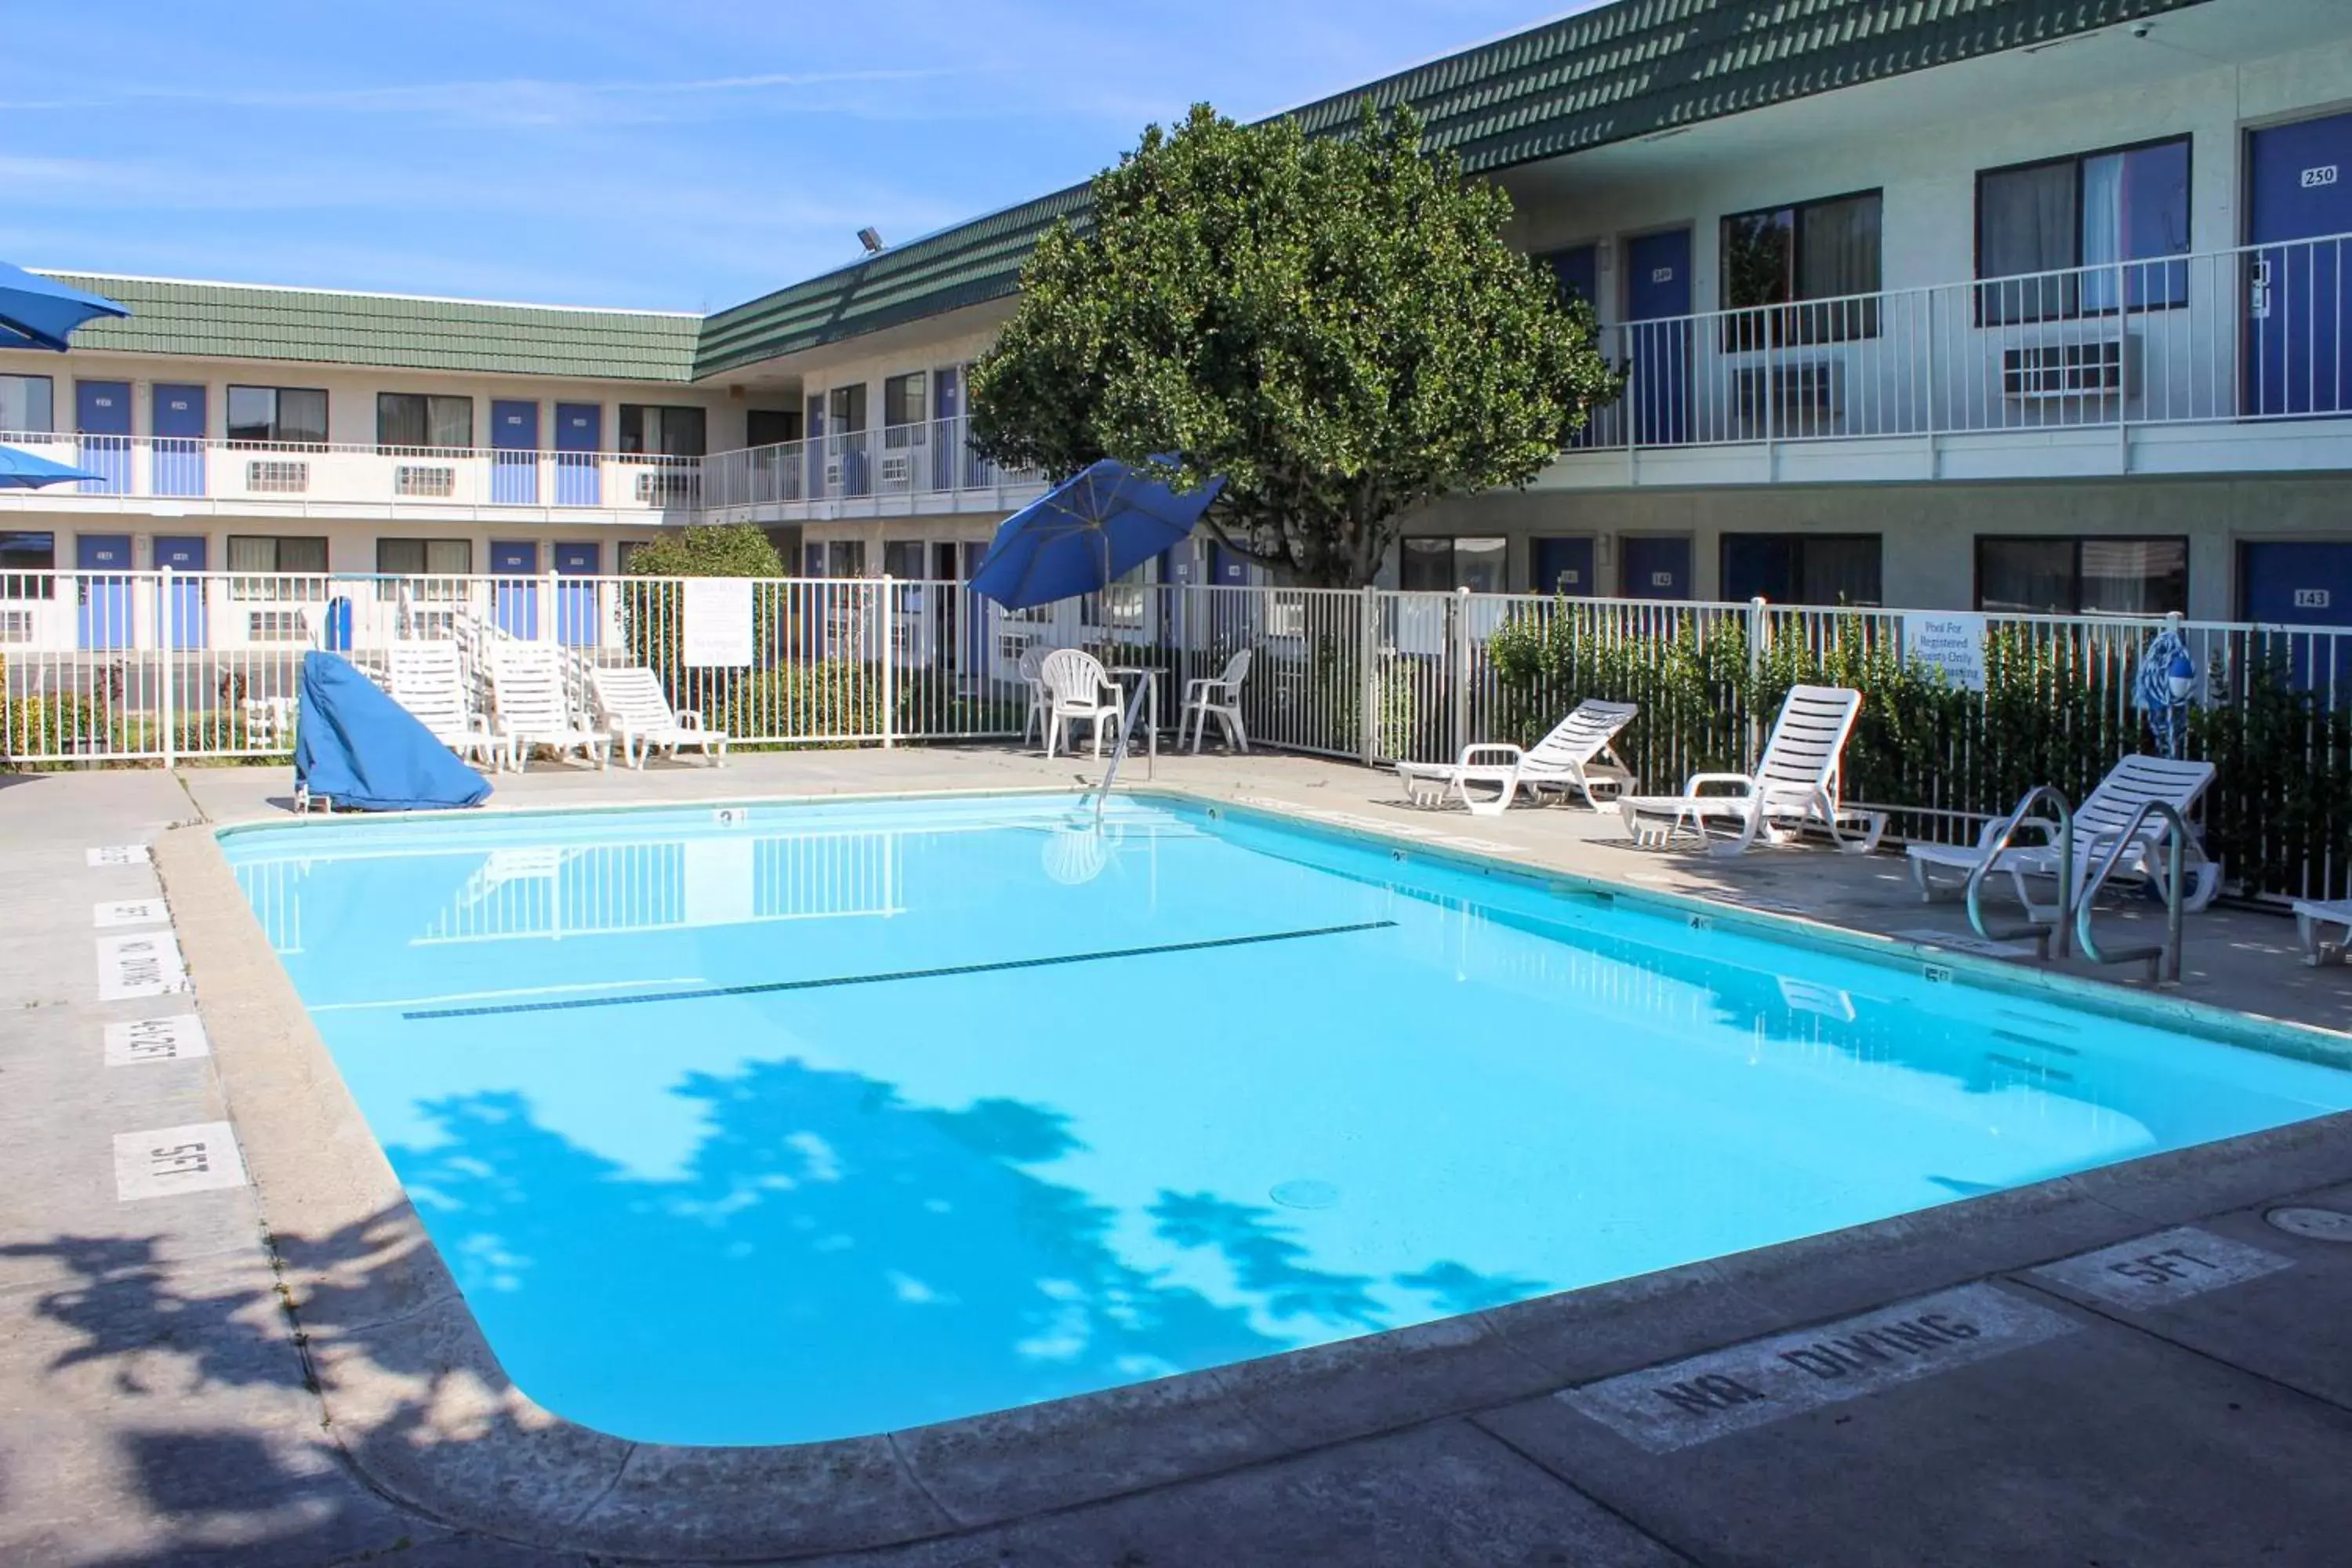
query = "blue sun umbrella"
(968, 457, 1225, 612)
(0, 444, 103, 488)
(0, 263, 126, 352)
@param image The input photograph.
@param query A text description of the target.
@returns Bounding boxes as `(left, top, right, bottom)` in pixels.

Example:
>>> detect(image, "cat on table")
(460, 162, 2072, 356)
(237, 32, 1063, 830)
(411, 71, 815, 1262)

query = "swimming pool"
(223, 792, 2352, 1446)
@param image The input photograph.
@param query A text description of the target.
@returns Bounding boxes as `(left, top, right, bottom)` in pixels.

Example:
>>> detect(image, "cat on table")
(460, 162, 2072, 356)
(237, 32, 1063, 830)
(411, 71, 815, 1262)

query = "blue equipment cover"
(293, 651, 492, 811)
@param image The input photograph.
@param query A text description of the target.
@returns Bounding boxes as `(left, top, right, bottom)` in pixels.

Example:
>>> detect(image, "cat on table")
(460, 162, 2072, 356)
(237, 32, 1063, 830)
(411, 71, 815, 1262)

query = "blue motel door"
(2246, 111, 2352, 419)
(491, 541, 539, 639)
(1625, 230, 1692, 445)
(1532, 536, 1595, 596)
(554, 404, 601, 506)
(75, 533, 134, 648)
(1621, 536, 1691, 600)
(2241, 541, 2352, 694)
(76, 381, 132, 494)
(493, 400, 541, 505)
(152, 385, 207, 497)
(554, 541, 600, 646)
(1548, 248, 1612, 448)
(154, 535, 209, 648)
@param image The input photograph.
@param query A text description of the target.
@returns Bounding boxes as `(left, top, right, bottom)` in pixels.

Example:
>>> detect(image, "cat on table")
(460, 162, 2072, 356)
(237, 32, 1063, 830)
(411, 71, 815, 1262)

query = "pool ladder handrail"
(2074, 799, 2190, 985)
(1965, 785, 2075, 961)
(1085, 677, 1152, 826)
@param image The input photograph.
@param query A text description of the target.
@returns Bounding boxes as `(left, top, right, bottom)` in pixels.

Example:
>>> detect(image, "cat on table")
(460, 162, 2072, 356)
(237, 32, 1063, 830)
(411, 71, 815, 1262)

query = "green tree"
(622, 523, 783, 579)
(967, 101, 1620, 588)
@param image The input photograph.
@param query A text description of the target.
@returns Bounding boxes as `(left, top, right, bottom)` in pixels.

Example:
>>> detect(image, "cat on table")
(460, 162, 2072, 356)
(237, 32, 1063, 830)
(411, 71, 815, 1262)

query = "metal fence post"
(158, 566, 176, 768)
(1451, 586, 1473, 762)
(1358, 586, 1380, 766)
(1747, 595, 1769, 766)
(878, 574, 896, 748)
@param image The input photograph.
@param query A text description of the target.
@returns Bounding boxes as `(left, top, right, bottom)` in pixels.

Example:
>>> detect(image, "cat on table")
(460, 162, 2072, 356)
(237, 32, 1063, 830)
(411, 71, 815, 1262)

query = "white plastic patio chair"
(592, 666, 728, 768)
(2293, 898, 2352, 966)
(1016, 643, 1054, 746)
(489, 644, 608, 771)
(387, 644, 503, 771)
(1181, 648, 1254, 753)
(1040, 648, 1123, 759)
(1907, 755, 2220, 916)
(1397, 698, 1638, 816)
(1617, 684, 1884, 856)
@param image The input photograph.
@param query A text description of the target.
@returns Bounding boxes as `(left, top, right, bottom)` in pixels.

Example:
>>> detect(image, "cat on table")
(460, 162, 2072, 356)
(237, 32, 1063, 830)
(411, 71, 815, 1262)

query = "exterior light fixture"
(857, 228, 885, 255)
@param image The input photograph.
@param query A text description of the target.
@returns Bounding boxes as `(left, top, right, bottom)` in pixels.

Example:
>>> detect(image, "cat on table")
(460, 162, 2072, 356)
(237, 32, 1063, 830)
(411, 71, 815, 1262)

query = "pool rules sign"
(1904, 611, 1987, 691)
(682, 578, 756, 667)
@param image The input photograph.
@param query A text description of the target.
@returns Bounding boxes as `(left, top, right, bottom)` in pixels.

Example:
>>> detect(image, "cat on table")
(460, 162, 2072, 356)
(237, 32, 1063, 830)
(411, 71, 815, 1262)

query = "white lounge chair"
(387, 644, 503, 771)
(592, 666, 728, 768)
(1617, 684, 1884, 856)
(2294, 899, 2352, 966)
(1181, 648, 1254, 753)
(1397, 698, 1637, 816)
(1908, 755, 2220, 916)
(1040, 648, 1123, 759)
(489, 645, 608, 771)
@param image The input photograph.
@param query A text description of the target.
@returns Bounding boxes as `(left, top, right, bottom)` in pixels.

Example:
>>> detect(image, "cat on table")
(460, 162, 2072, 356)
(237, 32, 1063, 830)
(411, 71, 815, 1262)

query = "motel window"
(1976, 138, 2190, 322)
(882, 540, 925, 580)
(0, 374, 54, 434)
(227, 534, 329, 601)
(883, 372, 927, 432)
(618, 405, 707, 458)
(825, 384, 868, 434)
(1400, 536, 1508, 594)
(1720, 190, 1882, 346)
(376, 538, 474, 576)
(226, 385, 328, 447)
(826, 539, 867, 578)
(0, 530, 56, 598)
(1976, 535, 2188, 616)
(376, 393, 474, 452)
(1720, 534, 1883, 607)
(616, 540, 650, 572)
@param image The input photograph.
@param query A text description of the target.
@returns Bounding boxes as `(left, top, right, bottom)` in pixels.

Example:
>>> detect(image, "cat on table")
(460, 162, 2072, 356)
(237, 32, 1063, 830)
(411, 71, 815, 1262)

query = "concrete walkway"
(5, 750, 2351, 1566)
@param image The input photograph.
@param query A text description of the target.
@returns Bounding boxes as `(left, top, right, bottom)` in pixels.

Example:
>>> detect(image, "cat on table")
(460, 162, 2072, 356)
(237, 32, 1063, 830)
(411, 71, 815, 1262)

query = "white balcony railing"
(1566, 230, 2352, 456)
(0, 433, 703, 515)
(699, 413, 1049, 512)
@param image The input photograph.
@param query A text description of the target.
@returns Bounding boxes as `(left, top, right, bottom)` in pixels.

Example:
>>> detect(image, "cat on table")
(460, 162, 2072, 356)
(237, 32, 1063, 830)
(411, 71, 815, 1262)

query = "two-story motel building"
(5, 0, 2352, 653)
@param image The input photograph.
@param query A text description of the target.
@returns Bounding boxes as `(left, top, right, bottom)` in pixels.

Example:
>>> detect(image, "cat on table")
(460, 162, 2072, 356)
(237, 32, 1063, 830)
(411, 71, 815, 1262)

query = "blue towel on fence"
(292, 651, 492, 811)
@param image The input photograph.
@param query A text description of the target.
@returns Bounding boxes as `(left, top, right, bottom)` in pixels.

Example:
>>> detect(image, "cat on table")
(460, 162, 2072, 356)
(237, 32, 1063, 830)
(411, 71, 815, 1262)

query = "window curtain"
(227, 536, 278, 575)
(1980, 163, 2078, 323)
(2080, 539, 2188, 615)
(2079, 153, 2126, 313)
(1976, 538, 2075, 613)
(1799, 194, 1882, 339)
(427, 396, 472, 450)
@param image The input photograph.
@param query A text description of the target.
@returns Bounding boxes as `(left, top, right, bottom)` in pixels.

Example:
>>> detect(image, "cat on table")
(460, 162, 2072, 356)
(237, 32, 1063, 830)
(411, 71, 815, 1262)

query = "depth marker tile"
(2030, 1226, 2292, 1310)
(86, 844, 151, 867)
(93, 898, 170, 929)
(114, 1121, 247, 1201)
(104, 1014, 210, 1067)
(96, 931, 189, 1001)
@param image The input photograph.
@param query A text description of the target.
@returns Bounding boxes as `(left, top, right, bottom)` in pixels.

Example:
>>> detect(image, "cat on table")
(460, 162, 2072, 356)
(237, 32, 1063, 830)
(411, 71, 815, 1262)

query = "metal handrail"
(1965, 784, 2075, 960)
(2074, 800, 2190, 985)
(1085, 673, 1153, 825)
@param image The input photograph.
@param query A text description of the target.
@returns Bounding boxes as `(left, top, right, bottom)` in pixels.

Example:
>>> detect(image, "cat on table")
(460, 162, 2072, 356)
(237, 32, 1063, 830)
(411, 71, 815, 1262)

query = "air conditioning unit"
(246, 459, 310, 494)
(1732, 360, 1841, 437)
(2003, 338, 2132, 400)
(247, 610, 310, 641)
(879, 452, 913, 488)
(633, 470, 701, 506)
(822, 459, 845, 491)
(0, 610, 32, 644)
(395, 464, 456, 498)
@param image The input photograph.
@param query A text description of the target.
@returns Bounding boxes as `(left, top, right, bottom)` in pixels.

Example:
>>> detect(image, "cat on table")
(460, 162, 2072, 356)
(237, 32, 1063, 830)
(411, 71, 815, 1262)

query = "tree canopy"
(622, 523, 783, 578)
(967, 101, 1620, 588)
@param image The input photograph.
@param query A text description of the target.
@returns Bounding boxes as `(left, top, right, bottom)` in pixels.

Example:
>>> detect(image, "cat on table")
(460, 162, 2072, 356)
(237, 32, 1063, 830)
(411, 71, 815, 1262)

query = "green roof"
(40, 272, 702, 381)
(695, 0, 2215, 376)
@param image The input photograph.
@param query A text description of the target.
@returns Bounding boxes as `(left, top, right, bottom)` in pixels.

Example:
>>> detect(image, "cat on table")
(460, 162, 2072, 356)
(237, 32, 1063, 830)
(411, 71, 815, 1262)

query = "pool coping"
(158, 785, 2352, 1563)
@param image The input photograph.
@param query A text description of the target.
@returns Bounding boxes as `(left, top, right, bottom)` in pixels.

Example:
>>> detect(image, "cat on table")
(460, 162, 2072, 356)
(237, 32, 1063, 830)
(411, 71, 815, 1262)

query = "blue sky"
(0, 2, 1587, 313)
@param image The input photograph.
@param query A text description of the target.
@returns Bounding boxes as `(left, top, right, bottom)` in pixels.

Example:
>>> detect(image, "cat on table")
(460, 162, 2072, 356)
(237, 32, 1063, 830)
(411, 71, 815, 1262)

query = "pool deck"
(5, 747, 2351, 1566)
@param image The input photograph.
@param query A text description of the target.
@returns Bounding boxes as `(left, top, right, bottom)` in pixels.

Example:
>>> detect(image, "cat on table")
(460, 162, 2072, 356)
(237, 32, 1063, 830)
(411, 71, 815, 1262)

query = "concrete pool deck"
(5, 748, 2352, 1565)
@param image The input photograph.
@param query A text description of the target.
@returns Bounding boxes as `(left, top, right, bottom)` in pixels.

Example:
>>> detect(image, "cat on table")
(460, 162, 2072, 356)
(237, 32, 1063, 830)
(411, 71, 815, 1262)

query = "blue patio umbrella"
(0, 263, 127, 352)
(0, 444, 103, 488)
(967, 457, 1225, 612)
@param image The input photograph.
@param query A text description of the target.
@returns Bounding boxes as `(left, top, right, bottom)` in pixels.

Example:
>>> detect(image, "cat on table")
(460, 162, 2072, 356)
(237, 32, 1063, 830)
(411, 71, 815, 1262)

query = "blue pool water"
(223, 793, 2352, 1446)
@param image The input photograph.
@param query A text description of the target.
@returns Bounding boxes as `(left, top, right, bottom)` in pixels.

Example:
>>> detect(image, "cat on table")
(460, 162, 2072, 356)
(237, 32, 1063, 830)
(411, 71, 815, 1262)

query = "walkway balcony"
(698, 415, 1050, 522)
(1550, 231, 2352, 488)
(0, 435, 703, 524)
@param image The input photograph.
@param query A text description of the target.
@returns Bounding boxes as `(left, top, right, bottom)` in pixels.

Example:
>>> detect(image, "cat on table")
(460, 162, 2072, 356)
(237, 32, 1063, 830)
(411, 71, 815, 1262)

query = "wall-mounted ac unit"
(1731, 359, 1841, 437)
(0, 610, 32, 644)
(247, 610, 310, 641)
(634, 470, 700, 505)
(246, 459, 310, 494)
(395, 464, 456, 498)
(2002, 337, 2132, 400)
(879, 453, 913, 488)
